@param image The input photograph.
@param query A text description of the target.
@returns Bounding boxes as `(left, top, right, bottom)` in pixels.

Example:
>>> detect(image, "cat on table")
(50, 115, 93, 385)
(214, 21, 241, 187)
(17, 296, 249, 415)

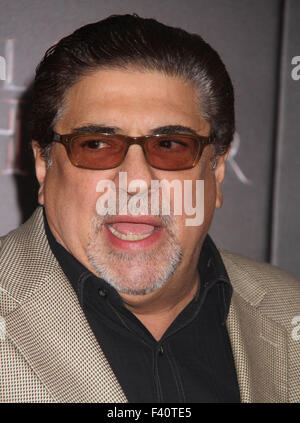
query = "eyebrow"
(72, 124, 199, 136)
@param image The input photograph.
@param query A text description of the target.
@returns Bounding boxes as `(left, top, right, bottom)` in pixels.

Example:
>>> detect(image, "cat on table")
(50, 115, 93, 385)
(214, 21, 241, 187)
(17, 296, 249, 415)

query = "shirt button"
(98, 288, 107, 297)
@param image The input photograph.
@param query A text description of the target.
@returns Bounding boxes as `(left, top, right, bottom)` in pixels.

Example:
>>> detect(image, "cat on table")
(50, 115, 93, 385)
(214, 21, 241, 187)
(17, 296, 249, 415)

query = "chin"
(87, 248, 182, 295)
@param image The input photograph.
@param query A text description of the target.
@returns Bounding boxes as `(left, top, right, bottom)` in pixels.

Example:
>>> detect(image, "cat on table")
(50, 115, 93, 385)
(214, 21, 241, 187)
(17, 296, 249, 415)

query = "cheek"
(172, 171, 216, 251)
(43, 165, 108, 250)
(43, 162, 107, 232)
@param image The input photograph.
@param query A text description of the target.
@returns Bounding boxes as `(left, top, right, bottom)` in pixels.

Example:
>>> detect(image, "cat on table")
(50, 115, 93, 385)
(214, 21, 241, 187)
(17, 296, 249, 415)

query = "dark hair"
(31, 14, 234, 157)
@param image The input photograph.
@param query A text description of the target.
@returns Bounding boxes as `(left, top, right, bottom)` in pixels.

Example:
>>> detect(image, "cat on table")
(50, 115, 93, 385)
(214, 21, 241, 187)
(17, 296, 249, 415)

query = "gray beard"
(86, 214, 183, 295)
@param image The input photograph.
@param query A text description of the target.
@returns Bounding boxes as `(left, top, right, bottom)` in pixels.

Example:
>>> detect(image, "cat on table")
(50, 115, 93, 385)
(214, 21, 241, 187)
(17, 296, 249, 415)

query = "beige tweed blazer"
(0, 207, 299, 403)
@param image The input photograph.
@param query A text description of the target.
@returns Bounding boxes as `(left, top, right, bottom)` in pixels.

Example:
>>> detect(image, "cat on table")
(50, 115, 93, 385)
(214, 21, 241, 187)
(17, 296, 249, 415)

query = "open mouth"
(107, 223, 156, 241)
(104, 217, 163, 250)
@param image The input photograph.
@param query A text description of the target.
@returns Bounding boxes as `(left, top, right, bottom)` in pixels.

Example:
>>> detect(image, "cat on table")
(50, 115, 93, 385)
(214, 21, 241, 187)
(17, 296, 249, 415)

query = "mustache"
(93, 185, 176, 229)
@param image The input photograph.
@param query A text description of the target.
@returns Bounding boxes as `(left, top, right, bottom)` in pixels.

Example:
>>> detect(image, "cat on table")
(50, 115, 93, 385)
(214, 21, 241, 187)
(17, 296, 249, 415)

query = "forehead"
(56, 68, 209, 134)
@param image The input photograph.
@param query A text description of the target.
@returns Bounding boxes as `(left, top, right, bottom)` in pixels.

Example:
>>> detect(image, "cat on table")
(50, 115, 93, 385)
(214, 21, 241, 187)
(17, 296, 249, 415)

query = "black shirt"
(44, 211, 240, 403)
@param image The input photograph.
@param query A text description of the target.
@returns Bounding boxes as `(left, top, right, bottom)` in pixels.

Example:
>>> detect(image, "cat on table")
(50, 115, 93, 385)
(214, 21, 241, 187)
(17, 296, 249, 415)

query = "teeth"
(107, 224, 154, 241)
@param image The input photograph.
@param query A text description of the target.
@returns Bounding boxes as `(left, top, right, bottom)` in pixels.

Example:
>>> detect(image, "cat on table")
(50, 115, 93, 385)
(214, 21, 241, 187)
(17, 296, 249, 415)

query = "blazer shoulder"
(221, 250, 299, 287)
(0, 228, 24, 316)
(221, 250, 300, 327)
(0, 207, 57, 316)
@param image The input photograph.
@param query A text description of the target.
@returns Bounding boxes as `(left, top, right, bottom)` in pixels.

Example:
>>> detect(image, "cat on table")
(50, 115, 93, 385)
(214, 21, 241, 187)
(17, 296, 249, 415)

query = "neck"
(120, 269, 200, 341)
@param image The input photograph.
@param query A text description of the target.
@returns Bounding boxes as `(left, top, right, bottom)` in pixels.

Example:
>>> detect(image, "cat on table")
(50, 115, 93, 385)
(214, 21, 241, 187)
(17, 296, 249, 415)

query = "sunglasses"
(53, 131, 212, 171)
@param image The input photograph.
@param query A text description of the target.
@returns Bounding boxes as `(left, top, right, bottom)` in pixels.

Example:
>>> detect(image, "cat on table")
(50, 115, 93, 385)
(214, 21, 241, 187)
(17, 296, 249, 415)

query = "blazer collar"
(220, 252, 266, 308)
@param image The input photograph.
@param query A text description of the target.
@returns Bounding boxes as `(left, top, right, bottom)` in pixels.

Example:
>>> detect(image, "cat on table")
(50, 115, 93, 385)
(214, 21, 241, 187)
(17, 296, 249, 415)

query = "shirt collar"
(43, 208, 232, 322)
(197, 234, 232, 323)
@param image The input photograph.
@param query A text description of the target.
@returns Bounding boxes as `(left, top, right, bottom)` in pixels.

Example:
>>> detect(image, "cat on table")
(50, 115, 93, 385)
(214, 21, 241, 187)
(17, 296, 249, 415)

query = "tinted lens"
(67, 133, 205, 170)
(145, 135, 200, 170)
(70, 134, 126, 169)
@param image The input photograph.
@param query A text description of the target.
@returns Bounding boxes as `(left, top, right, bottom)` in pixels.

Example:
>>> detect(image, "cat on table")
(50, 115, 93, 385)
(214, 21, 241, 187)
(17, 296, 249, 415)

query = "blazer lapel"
(224, 254, 289, 403)
(2, 207, 127, 403)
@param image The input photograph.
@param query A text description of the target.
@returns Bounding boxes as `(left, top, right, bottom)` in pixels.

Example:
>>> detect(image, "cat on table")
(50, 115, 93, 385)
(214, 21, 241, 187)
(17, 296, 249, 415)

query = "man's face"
(33, 68, 227, 296)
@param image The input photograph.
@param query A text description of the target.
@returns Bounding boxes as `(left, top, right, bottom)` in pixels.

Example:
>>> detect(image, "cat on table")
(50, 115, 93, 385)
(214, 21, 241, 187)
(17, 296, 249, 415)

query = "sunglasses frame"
(52, 131, 212, 171)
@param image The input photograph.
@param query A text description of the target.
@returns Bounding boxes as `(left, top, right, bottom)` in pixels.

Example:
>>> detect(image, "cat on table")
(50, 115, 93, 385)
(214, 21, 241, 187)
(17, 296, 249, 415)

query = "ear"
(214, 146, 231, 209)
(32, 140, 48, 206)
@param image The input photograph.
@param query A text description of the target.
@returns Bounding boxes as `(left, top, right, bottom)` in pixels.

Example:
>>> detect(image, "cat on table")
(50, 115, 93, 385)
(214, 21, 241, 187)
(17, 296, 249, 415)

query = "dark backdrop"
(0, 0, 299, 278)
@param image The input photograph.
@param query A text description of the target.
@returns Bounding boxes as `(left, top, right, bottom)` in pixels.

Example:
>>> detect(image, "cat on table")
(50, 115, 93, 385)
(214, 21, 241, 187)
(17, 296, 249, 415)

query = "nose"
(111, 144, 156, 203)
(118, 144, 155, 186)
(112, 145, 155, 215)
